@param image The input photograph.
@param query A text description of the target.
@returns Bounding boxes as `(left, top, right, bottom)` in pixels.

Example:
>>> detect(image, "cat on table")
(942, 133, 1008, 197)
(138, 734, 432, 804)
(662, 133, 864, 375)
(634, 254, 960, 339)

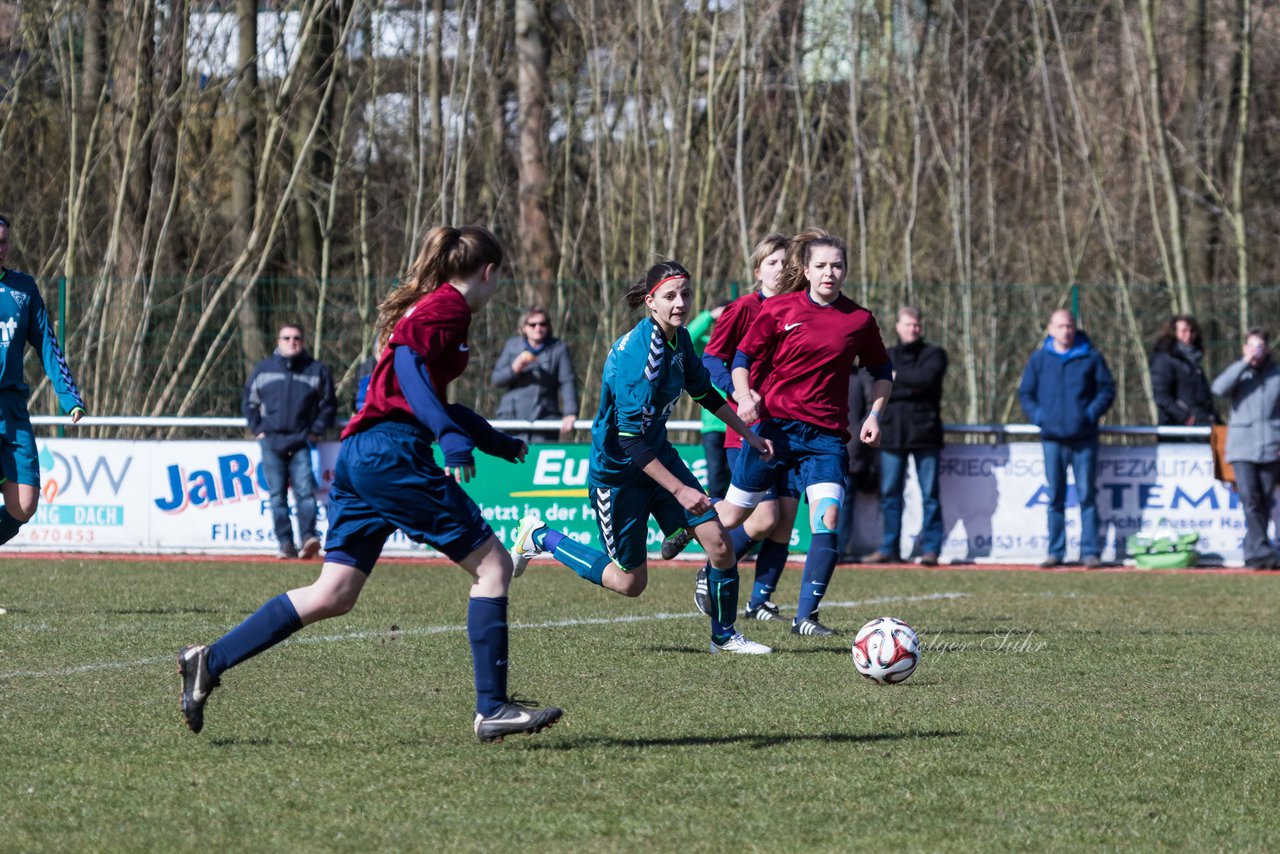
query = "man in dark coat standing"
(862, 307, 948, 566)
(1019, 309, 1115, 568)
(243, 324, 337, 559)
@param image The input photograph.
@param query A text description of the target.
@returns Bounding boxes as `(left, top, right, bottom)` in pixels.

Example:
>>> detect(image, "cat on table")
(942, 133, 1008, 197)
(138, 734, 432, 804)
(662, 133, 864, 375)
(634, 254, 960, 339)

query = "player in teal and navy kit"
(0, 217, 86, 550)
(511, 261, 777, 655)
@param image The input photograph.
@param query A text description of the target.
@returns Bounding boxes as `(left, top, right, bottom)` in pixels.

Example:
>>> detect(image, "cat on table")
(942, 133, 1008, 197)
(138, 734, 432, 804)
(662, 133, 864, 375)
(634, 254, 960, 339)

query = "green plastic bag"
(1125, 530, 1199, 569)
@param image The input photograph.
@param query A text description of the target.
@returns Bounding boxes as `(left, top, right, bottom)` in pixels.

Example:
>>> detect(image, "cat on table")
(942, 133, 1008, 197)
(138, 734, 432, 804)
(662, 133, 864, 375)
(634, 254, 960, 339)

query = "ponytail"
(377, 225, 503, 345)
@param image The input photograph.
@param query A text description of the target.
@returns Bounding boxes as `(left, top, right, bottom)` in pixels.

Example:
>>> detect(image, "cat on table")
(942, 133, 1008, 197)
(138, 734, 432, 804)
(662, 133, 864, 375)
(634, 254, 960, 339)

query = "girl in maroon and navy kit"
(178, 226, 563, 744)
(717, 233, 894, 637)
(683, 233, 797, 622)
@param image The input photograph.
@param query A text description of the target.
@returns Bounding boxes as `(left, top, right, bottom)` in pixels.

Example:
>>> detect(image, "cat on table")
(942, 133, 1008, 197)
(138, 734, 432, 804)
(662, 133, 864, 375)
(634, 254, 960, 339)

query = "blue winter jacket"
(1018, 331, 1116, 440)
(242, 349, 337, 454)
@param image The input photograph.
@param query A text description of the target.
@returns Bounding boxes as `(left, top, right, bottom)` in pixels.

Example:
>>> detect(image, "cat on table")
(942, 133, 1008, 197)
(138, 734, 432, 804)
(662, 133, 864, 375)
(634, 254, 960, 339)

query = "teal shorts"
(0, 405, 39, 487)
(589, 448, 717, 570)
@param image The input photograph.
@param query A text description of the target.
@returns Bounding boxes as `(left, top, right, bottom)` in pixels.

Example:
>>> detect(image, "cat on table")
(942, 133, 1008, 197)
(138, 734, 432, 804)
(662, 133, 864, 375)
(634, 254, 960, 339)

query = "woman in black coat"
(1149, 314, 1218, 426)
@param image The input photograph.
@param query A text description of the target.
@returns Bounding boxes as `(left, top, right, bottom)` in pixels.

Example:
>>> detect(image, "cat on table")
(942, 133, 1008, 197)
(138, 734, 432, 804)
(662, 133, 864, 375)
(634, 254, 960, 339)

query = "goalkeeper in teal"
(511, 260, 776, 654)
(0, 217, 86, 546)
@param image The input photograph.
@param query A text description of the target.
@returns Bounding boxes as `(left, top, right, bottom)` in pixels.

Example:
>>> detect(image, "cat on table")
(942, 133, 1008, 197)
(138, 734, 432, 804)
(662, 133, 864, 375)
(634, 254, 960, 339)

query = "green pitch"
(3, 558, 1279, 851)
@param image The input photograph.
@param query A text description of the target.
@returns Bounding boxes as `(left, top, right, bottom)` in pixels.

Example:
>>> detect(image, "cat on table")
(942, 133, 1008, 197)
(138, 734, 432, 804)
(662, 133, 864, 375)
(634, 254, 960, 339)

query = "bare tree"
(516, 0, 556, 300)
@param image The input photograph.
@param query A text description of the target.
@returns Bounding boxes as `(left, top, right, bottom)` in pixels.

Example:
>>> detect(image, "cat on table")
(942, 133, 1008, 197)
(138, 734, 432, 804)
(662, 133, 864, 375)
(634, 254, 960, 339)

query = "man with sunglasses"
(242, 324, 336, 559)
(490, 305, 578, 443)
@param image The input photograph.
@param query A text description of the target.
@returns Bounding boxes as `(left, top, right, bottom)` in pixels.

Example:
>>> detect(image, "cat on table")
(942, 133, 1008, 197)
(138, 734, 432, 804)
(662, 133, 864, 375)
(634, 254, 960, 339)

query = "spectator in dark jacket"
(1149, 314, 1218, 427)
(1018, 310, 1115, 568)
(838, 367, 879, 562)
(243, 324, 337, 560)
(863, 307, 948, 566)
(490, 306, 578, 444)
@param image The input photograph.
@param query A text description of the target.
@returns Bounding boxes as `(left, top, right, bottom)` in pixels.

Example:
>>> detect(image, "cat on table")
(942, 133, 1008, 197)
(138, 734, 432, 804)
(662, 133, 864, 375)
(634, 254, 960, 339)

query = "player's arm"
(861, 363, 894, 447)
(28, 286, 85, 418)
(446, 402, 526, 463)
(701, 352, 734, 397)
(857, 317, 895, 446)
(683, 332, 772, 459)
(618, 433, 712, 516)
(727, 308, 778, 424)
(392, 345, 478, 481)
(613, 338, 710, 515)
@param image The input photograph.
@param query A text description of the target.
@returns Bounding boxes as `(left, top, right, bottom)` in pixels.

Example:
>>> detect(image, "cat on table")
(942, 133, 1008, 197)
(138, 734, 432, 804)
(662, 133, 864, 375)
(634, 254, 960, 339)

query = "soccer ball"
(852, 617, 920, 684)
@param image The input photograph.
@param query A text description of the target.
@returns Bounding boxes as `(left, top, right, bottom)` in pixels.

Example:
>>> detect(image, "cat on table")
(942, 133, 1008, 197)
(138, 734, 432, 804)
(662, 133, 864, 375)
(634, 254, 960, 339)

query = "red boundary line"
(0, 551, 1271, 575)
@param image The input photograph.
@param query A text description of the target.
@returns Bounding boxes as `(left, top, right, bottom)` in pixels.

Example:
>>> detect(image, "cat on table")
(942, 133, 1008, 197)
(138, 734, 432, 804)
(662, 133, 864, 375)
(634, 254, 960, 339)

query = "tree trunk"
(235, 0, 265, 365)
(516, 0, 555, 302)
(1180, 0, 1212, 298)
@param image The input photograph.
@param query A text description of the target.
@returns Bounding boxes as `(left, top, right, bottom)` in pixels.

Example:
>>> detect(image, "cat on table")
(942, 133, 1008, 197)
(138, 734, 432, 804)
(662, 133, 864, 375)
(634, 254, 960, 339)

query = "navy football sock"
(749, 539, 790, 609)
(794, 533, 838, 622)
(708, 565, 740, 644)
(207, 593, 303, 678)
(0, 508, 24, 546)
(549, 536, 612, 586)
(468, 596, 509, 717)
(538, 528, 564, 553)
(729, 527, 757, 561)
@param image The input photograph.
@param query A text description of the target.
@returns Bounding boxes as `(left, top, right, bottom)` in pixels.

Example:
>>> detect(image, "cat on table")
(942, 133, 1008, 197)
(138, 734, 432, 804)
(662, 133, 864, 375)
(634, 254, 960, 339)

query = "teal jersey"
(0, 269, 84, 413)
(590, 317, 718, 485)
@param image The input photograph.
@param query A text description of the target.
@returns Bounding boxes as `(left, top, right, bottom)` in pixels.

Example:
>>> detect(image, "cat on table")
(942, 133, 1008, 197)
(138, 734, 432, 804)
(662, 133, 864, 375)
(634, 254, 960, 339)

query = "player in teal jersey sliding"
(0, 216, 86, 557)
(510, 260, 776, 654)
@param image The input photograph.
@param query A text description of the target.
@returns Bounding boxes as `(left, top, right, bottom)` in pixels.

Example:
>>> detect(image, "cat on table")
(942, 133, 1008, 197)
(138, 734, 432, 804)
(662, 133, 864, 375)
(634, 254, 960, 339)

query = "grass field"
(3, 556, 1280, 851)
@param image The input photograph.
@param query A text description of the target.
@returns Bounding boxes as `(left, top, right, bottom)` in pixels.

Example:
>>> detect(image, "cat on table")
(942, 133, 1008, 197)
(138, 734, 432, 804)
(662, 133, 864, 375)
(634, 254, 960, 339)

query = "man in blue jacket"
(243, 324, 336, 559)
(1019, 309, 1115, 568)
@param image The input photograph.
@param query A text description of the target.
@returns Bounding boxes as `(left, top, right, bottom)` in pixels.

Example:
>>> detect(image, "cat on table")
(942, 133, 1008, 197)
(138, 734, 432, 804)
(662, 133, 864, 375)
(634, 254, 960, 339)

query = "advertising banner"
(12, 438, 1258, 565)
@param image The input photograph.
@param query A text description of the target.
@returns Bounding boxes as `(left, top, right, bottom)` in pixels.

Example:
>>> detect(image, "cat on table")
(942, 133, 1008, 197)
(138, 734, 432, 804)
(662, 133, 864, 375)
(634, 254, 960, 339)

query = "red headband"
(648, 274, 689, 296)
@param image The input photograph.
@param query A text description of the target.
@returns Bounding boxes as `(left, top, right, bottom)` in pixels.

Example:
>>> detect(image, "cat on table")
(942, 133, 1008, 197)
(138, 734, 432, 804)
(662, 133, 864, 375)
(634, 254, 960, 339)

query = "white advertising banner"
(858, 442, 1252, 564)
(11, 438, 1259, 565)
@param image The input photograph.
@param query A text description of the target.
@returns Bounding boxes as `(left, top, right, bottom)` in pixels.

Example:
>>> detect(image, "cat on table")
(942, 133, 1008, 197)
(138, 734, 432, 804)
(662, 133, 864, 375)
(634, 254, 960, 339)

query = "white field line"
(0, 592, 968, 682)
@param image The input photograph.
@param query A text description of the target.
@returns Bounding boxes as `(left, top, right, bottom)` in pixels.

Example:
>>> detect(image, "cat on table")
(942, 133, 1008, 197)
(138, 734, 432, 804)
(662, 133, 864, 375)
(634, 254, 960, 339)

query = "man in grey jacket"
(1211, 327, 1280, 569)
(491, 306, 578, 443)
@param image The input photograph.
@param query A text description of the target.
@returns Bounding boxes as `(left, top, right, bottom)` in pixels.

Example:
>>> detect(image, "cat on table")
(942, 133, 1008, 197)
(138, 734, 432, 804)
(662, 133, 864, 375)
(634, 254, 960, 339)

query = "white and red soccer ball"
(852, 617, 920, 684)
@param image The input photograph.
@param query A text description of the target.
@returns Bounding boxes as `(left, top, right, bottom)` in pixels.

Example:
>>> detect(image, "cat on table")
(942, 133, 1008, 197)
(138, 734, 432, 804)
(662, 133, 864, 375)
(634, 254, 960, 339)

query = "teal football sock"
(708, 565, 740, 644)
(549, 536, 611, 587)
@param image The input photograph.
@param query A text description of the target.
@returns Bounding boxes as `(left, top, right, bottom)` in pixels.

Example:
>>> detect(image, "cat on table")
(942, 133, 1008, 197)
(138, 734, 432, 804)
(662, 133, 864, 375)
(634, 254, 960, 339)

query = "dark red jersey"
(343, 284, 473, 439)
(704, 291, 771, 449)
(738, 290, 891, 440)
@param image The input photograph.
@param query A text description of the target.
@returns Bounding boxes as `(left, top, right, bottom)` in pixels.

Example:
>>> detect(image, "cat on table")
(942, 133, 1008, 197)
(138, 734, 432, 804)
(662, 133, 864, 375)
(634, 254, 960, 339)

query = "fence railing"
(31, 416, 1212, 440)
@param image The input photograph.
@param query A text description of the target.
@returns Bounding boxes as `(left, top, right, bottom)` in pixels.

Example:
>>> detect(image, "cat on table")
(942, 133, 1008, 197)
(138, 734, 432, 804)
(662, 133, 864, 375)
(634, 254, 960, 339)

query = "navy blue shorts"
(590, 447, 717, 570)
(324, 422, 492, 572)
(724, 446, 776, 502)
(731, 419, 848, 499)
